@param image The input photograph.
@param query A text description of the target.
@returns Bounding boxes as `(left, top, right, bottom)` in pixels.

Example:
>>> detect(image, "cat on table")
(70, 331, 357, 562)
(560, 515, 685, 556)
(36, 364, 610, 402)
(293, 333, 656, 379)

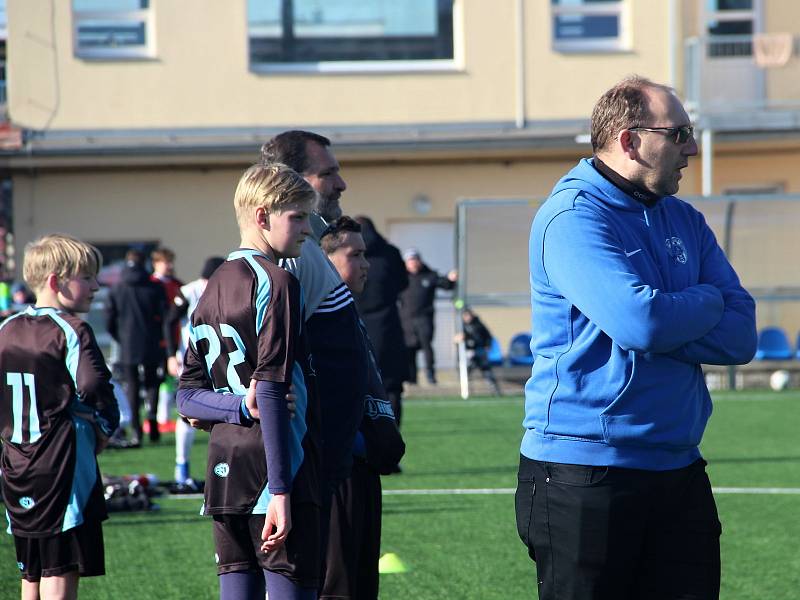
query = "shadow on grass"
(106, 512, 202, 527)
(382, 503, 474, 517)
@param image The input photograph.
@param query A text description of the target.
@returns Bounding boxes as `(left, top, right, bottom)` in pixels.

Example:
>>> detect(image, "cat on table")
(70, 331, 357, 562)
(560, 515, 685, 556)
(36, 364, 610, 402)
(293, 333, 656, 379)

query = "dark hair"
(201, 256, 225, 279)
(260, 130, 332, 174)
(590, 75, 671, 153)
(125, 248, 145, 265)
(320, 216, 361, 255)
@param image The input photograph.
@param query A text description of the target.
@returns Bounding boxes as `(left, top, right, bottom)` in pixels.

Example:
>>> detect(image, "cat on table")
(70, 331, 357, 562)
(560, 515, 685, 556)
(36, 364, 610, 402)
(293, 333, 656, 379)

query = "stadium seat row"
(754, 326, 800, 360)
(487, 332, 534, 367)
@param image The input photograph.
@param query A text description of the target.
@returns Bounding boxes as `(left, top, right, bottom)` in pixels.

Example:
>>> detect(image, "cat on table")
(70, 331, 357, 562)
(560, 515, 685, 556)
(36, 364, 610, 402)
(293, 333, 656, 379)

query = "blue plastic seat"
(486, 337, 504, 366)
(754, 327, 793, 360)
(507, 332, 534, 366)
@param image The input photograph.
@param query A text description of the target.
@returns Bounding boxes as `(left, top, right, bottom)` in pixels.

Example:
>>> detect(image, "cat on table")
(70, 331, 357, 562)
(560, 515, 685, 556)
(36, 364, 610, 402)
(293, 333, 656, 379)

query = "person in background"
(515, 75, 756, 600)
(320, 216, 405, 600)
(150, 247, 184, 434)
(165, 255, 225, 490)
(454, 307, 502, 396)
(352, 216, 408, 426)
(399, 249, 457, 386)
(106, 248, 168, 447)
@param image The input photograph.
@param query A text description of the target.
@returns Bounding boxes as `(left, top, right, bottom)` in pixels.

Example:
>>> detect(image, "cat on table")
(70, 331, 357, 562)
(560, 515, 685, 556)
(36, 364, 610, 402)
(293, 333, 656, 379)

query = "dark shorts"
(14, 518, 105, 582)
(212, 503, 321, 589)
(321, 458, 382, 600)
(515, 455, 721, 600)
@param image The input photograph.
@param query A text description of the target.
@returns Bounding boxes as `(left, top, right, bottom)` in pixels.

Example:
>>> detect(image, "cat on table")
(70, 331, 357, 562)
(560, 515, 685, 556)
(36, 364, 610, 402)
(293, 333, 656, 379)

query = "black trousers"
(406, 316, 435, 383)
(120, 363, 163, 438)
(321, 458, 382, 600)
(515, 455, 721, 600)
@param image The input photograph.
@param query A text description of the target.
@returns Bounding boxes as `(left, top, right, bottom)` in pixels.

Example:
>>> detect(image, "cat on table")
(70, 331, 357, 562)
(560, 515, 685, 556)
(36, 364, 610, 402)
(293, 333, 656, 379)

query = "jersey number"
(5, 372, 41, 444)
(192, 324, 247, 394)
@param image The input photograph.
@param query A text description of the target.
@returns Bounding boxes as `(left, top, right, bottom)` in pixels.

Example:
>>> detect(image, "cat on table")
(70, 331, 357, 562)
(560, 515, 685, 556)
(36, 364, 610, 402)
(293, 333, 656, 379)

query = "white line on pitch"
(164, 487, 800, 501)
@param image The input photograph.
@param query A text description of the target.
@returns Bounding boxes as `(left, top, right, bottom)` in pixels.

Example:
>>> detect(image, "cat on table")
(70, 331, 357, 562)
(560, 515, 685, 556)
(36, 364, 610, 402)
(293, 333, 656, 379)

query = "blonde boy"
(0, 234, 120, 599)
(177, 164, 323, 599)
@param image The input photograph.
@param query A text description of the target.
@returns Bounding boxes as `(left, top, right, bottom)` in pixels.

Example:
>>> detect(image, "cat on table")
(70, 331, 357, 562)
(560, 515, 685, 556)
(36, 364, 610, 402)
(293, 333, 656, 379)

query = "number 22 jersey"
(180, 250, 321, 514)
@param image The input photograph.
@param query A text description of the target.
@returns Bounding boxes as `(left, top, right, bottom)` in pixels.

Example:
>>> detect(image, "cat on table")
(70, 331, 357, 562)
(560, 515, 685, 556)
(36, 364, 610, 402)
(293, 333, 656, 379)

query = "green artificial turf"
(1, 390, 799, 598)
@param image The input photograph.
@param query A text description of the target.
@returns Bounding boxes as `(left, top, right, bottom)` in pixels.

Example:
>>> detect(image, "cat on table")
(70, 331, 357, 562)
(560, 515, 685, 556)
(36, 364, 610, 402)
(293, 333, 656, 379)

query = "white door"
(388, 221, 457, 371)
(700, 0, 763, 110)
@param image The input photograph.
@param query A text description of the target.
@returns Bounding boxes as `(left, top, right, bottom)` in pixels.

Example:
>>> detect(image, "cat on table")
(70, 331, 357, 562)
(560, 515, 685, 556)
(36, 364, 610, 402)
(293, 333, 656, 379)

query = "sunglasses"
(629, 125, 694, 144)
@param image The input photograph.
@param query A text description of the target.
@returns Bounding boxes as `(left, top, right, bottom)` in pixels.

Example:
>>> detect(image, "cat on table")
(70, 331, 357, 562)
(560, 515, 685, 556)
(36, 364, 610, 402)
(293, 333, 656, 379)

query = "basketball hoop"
(753, 33, 794, 68)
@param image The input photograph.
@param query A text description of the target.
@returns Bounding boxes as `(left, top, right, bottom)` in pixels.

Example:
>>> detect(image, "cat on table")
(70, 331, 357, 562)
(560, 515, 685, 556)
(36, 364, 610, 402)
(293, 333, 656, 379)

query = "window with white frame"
(248, 0, 456, 72)
(551, 0, 628, 52)
(72, 0, 153, 59)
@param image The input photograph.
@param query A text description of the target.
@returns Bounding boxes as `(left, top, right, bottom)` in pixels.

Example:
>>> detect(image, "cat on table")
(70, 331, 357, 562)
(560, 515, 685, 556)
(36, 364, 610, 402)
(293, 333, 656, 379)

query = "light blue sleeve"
(541, 207, 725, 354)
(666, 214, 757, 365)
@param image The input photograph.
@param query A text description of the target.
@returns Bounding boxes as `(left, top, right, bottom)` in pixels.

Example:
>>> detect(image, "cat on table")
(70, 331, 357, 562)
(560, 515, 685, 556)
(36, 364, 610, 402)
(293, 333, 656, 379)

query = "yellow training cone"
(379, 552, 409, 574)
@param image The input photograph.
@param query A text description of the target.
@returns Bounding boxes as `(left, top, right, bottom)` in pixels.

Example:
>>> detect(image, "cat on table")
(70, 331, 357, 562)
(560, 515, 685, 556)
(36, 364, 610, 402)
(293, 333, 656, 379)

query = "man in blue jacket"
(515, 76, 756, 600)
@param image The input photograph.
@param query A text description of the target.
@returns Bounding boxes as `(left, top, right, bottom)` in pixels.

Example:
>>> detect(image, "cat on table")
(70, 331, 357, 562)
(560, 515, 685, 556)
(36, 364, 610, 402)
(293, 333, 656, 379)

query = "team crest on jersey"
(665, 236, 687, 264)
(364, 395, 396, 420)
(213, 463, 230, 478)
(19, 496, 35, 510)
(17, 562, 24, 571)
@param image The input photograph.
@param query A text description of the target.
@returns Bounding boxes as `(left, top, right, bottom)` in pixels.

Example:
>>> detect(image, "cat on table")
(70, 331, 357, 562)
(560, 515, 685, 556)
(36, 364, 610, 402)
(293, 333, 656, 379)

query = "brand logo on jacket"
(213, 462, 230, 478)
(364, 395, 396, 420)
(19, 496, 35, 510)
(665, 237, 687, 264)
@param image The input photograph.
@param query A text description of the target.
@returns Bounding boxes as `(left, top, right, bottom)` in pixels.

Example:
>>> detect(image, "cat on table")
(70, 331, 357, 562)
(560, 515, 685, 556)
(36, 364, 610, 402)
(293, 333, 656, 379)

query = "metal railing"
(685, 34, 800, 118)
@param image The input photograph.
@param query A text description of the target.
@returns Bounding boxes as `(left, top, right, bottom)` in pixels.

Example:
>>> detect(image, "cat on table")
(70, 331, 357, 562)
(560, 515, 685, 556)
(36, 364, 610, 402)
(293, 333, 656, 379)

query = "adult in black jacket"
(106, 249, 168, 445)
(352, 216, 409, 425)
(399, 249, 457, 385)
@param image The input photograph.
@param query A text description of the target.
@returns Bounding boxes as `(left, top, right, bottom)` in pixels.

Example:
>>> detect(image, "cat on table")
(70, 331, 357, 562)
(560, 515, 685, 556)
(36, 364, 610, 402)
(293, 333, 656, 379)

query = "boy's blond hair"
(23, 234, 103, 293)
(233, 163, 315, 228)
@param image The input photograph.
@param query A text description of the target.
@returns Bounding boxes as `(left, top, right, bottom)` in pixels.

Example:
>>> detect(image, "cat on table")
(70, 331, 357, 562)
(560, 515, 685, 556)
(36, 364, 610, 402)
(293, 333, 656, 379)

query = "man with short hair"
(261, 130, 370, 509)
(515, 76, 757, 600)
(399, 249, 456, 387)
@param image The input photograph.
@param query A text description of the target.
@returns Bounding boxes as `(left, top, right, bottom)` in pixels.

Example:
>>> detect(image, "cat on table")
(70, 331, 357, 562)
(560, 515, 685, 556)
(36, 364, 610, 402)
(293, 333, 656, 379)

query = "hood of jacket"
(120, 262, 152, 286)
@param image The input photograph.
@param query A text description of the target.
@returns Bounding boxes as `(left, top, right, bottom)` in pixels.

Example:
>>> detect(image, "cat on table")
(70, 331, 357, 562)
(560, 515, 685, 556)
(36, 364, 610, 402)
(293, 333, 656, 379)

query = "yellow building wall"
(7, 1, 707, 131)
(8, 0, 520, 130)
(525, 1, 671, 120)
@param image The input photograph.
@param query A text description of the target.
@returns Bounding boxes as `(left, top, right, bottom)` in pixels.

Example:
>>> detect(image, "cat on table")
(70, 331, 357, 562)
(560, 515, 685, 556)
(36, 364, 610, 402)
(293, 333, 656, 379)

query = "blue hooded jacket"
(521, 158, 756, 470)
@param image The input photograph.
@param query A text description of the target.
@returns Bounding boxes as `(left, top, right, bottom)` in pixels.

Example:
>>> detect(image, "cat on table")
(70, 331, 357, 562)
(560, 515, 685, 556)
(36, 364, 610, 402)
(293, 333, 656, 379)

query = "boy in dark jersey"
(319, 217, 405, 600)
(177, 163, 321, 600)
(0, 234, 120, 599)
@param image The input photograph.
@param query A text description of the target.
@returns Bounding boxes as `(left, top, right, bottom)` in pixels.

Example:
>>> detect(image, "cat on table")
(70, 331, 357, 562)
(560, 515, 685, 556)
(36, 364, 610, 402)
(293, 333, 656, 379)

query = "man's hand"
(180, 414, 214, 431)
(447, 269, 458, 282)
(261, 493, 291, 553)
(95, 429, 110, 454)
(245, 380, 297, 420)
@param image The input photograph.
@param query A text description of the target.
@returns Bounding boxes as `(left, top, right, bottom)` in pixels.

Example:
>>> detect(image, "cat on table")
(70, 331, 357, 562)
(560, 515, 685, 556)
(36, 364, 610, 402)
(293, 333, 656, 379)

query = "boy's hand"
(167, 356, 180, 377)
(245, 381, 297, 420)
(261, 493, 291, 553)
